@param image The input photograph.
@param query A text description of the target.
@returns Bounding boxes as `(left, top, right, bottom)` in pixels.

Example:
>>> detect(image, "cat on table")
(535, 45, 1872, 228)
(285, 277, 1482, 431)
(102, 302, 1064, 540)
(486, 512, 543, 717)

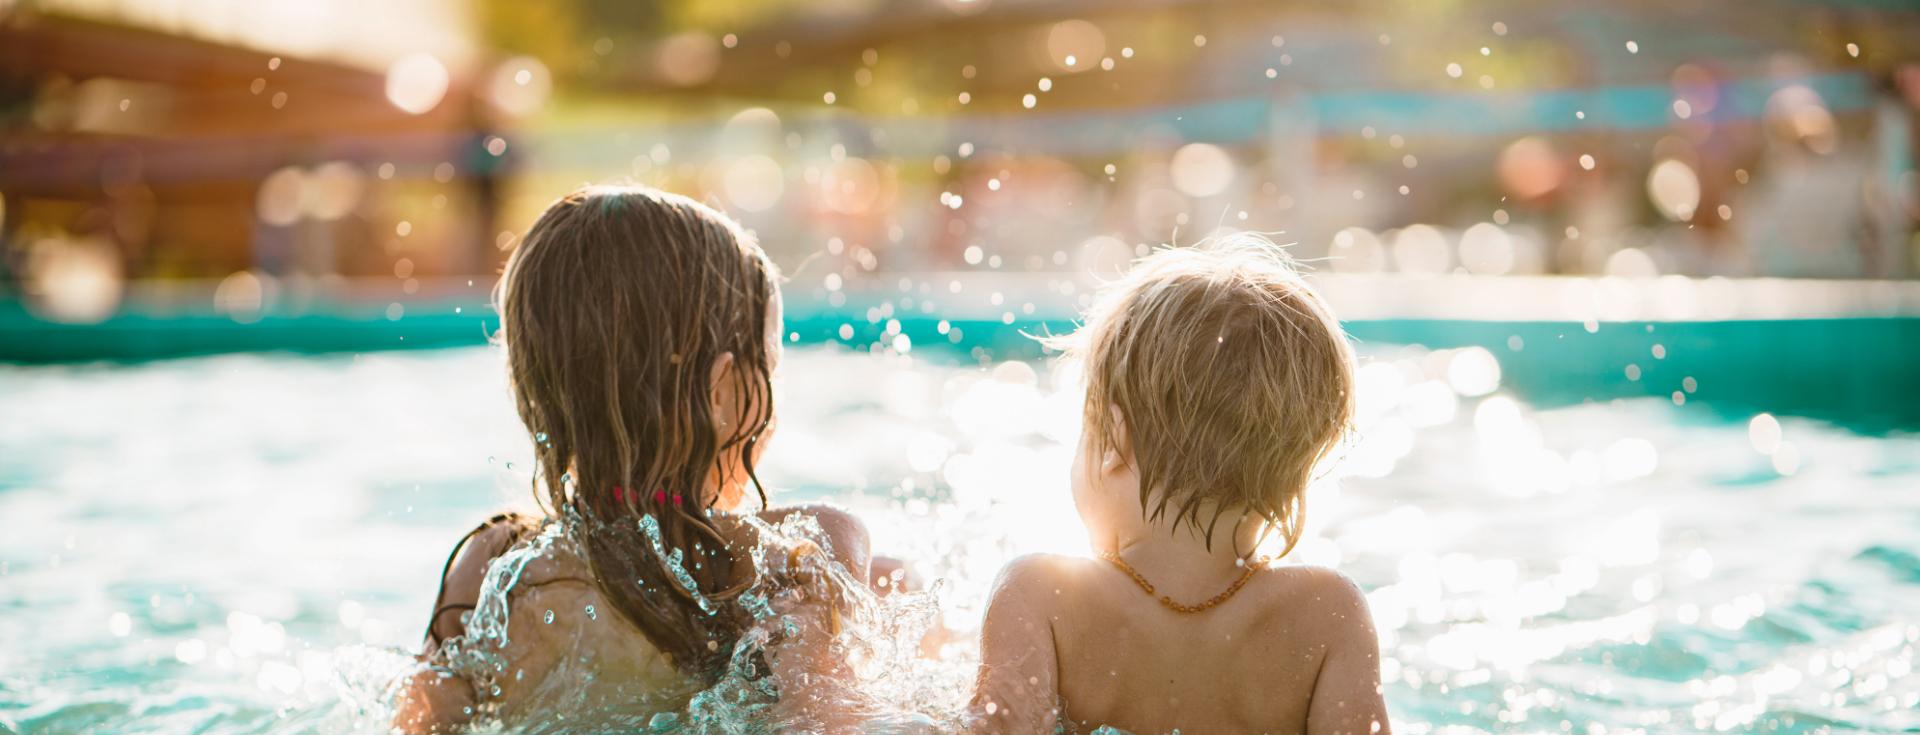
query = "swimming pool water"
(1, 346, 1916, 733)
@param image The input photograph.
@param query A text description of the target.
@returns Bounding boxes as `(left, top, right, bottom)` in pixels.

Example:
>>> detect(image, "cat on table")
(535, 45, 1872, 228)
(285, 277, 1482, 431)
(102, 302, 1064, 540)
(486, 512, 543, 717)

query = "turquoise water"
(1, 346, 1917, 733)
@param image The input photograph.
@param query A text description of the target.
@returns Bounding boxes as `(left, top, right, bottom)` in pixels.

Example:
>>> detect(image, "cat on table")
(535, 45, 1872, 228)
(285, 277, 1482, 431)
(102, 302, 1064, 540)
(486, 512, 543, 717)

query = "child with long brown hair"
(391, 186, 869, 732)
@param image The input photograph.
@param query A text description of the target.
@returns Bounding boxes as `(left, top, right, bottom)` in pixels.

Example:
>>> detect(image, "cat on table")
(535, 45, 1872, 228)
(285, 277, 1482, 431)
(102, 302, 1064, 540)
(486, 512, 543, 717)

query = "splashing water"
(663, 511, 969, 733)
(687, 513, 966, 734)
(436, 522, 567, 711)
(636, 513, 718, 617)
(2, 347, 1917, 733)
(413, 509, 965, 733)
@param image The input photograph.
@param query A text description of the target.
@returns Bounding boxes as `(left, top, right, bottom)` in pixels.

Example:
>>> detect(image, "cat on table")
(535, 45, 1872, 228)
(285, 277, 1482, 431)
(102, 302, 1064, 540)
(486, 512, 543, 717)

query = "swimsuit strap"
(424, 513, 609, 647)
(423, 513, 532, 647)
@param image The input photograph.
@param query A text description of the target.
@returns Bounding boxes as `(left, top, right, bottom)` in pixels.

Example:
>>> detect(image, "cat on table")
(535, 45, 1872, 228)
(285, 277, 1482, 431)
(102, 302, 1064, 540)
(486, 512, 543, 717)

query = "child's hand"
(762, 580, 860, 731)
(389, 665, 476, 734)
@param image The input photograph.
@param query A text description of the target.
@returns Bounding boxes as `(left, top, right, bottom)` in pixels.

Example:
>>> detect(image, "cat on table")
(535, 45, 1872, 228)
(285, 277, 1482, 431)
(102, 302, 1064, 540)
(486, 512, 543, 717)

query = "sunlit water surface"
(2, 346, 1917, 733)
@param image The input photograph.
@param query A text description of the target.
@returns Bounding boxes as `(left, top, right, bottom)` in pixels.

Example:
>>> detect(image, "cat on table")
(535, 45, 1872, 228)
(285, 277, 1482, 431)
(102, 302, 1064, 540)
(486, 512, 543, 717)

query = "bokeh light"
(723, 155, 785, 212)
(487, 56, 552, 117)
(1496, 137, 1566, 200)
(1446, 347, 1502, 396)
(1169, 143, 1235, 198)
(821, 157, 882, 215)
(1330, 227, 1386, 273)
(1646, 159, 1701, 221)
(658, 32, 721, 87)
(1457, 222, 1515, 276)
(305, 162, 366, 221)
(1391, 224, 1451, 275)
(384, 52, 450, 115)
(256, 167, 307, 227)
(1045, 20, 1105, 73)
(213, 270, 267, 324)
(1077, 235, 1133, 276)
(24, 235, 123, 323)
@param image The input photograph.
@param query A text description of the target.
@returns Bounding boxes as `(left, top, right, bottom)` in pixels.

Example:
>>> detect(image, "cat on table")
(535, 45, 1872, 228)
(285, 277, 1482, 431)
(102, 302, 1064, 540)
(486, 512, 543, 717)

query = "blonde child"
(971, 238, 1390, 734)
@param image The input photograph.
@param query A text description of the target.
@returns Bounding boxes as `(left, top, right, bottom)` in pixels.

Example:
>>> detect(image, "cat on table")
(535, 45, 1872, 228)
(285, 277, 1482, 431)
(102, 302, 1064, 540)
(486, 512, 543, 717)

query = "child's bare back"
(979, 554, 1382, 734)
(395, 515, 695, 730)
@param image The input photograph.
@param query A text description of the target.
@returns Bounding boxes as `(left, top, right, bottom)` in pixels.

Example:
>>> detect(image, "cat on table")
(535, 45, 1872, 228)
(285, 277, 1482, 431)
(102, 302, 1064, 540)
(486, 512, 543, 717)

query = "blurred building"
(2, 0, 1919, 326)
(0, 3, 499, 322)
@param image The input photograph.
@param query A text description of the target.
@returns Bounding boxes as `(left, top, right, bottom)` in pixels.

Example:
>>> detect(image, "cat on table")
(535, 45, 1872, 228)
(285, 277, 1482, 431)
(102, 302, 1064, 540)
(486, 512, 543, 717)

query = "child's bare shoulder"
(1257, 563, 1365, 593)
(758, 502, 869, 549)
(988, 553, 1101, 602)
(978, 554, 1095, 641)
(752, 502, 872, 574)
(1250, 564, 1375, 635)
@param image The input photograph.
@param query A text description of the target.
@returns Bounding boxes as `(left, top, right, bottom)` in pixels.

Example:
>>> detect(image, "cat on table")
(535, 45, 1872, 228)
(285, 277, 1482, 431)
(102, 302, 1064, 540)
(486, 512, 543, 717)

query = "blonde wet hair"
(1051, 234, 1354, 557)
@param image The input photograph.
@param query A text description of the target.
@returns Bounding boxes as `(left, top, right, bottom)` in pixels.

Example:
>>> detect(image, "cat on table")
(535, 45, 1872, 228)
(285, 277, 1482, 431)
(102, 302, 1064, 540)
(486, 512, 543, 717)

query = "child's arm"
(757, 504, 873, 731)
(391, 520, 522, 734)
(758, 503, 872, 583)
(390, 666, 477, 734)
(1303, 569, 1391, 735)
(969, 555, 1064, 734)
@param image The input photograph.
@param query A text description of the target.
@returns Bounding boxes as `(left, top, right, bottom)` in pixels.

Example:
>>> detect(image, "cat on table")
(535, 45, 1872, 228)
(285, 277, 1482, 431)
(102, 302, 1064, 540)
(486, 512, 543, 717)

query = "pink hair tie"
(654, 490, 668, 505)
(672, 494, 685, 508)
(612, 486, 627, 503)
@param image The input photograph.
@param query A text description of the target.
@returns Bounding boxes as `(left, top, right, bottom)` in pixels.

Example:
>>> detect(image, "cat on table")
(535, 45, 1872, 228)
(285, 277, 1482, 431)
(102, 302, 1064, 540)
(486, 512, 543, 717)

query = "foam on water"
(1, 347, 1916, 733)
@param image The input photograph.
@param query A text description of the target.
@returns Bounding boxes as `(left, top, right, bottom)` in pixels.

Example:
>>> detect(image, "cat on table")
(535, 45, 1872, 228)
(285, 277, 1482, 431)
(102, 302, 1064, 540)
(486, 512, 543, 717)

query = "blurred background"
(6, 0, 1920, 423)
(4, 0, 1920, 407)
(4, 1, 1920, 733)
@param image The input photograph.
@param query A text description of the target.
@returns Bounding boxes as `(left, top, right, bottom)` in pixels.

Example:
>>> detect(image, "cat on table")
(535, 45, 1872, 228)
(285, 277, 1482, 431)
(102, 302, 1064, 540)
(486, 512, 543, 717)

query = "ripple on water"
(0, 347, 1917, 733)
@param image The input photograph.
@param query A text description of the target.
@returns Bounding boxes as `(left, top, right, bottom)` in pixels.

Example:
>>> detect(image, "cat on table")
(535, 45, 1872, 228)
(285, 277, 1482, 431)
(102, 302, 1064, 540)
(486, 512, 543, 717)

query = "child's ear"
(709, 351, 737, 426)
(1104, 405, 1133, 472)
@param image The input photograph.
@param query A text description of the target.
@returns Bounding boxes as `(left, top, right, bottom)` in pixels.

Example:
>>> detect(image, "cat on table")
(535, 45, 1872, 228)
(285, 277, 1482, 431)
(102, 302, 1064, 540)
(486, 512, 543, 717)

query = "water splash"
(411, 512, 967, 734)
(672, 512, 968, 734)
(16, 348, 1918, 733)
(432, 521, 569, 718)
(638, 513, 718, 616)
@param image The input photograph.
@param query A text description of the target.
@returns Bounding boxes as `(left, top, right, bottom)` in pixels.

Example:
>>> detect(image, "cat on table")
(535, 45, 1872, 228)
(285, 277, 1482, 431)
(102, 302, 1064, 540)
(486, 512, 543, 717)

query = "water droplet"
(544, 609, 555, 624)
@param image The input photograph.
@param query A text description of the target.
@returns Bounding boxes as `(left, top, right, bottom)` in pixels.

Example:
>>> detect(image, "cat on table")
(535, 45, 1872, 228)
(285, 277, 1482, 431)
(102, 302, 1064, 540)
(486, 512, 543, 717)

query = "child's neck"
(1107, 512, 1262, 577)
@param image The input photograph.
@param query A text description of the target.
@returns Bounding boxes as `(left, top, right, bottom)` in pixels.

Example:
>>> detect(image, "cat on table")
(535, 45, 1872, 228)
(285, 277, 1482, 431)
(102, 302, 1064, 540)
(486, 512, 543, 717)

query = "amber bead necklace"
(1099, 551, 1270, 614)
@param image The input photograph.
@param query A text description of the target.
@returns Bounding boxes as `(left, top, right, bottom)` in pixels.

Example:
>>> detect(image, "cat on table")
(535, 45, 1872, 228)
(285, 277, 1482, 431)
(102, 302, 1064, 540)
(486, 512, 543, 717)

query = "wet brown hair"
(497, 185, 777, 677)
(1049, 234, 1353, 558)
